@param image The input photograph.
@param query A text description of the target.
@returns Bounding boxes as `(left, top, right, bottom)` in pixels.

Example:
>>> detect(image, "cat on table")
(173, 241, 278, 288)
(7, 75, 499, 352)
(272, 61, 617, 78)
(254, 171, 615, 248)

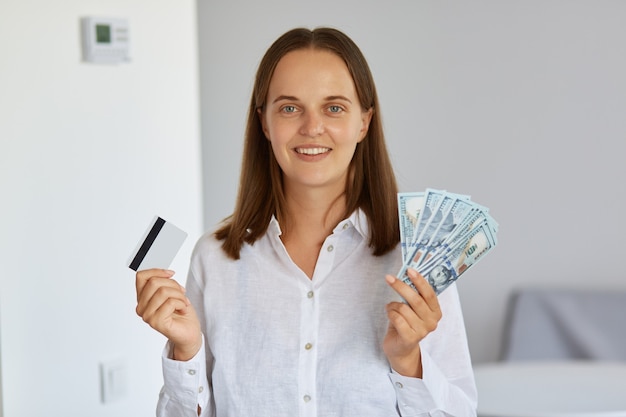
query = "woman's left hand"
(383, 268, 442, 378)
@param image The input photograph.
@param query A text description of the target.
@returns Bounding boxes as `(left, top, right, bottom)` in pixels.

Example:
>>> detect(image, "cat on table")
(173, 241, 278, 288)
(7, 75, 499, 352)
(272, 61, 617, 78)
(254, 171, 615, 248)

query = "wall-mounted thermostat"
(81, 17, 130, 64)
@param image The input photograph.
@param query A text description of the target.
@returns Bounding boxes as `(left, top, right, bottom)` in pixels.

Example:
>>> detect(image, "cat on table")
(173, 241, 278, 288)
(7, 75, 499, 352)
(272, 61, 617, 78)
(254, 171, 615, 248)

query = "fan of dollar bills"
(396, 189, 499, 295)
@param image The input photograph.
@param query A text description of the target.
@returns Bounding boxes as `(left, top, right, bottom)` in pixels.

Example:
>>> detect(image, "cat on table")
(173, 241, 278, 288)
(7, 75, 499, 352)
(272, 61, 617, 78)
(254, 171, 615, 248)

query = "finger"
(385, 272, 427, 311)
(386, 301, 415, 329)
(136, 280, 189, 318)
(138, 273, 184, 300)
(386, 269, 439, 313)
(386, 302, 426, 344)
(135, 268, 176, 296)
(386, 297, 439, 345)
(406, 268, 441, 314)
(385, 273, 414, 298)
(404, 271, 442, 333)
(385, 272, 441, 329)
(142, 295, 190, 326)
(387, 299, 427, 331)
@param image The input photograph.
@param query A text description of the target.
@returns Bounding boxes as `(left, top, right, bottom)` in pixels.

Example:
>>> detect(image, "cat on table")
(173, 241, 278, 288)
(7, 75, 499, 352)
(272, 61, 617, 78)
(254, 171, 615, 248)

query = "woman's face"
(260, 48, 372, 196)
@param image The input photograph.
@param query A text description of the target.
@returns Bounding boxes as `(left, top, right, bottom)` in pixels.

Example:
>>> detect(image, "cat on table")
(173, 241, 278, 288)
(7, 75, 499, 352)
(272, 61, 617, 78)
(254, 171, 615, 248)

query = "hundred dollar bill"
(395, 190, 499, 295)
(441, 205, 495, 249)
(407, 189, 445, 252)
(398, 219, 497, 294)
(398, 192, 425, 262)
(418, 220, 497, 294)
(409, 191, 471, 267)
(419, 210, 496, 273)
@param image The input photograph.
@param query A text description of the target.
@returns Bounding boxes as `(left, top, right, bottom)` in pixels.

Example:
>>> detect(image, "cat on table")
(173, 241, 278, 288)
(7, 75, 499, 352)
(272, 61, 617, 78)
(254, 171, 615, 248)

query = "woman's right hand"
(135, 269, 203, 361)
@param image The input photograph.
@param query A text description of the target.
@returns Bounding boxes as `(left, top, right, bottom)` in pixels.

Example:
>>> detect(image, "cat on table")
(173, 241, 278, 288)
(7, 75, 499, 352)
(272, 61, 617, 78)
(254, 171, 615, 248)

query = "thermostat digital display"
(81, 17, 130, 64)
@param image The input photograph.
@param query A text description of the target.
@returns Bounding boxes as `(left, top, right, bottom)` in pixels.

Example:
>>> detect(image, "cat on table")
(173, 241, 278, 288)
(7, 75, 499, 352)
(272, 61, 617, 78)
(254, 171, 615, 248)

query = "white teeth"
(295, 147, 330, 155)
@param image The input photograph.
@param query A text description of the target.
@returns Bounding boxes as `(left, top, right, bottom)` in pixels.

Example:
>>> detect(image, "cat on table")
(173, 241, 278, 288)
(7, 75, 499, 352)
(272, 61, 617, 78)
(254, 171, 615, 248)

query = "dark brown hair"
(215, 27, 399, 259)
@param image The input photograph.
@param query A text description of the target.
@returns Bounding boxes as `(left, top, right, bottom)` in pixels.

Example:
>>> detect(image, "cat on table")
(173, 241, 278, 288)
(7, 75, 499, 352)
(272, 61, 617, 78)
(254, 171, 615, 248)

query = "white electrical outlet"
(100, 359, 128, 403)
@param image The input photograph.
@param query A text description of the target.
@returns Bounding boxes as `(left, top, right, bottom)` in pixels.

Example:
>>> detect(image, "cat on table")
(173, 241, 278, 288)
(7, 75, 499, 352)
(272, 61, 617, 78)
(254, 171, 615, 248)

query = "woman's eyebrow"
(271, 95, 353, 104)
(272, 95, 298, 104)
(325, 95, 352, 104)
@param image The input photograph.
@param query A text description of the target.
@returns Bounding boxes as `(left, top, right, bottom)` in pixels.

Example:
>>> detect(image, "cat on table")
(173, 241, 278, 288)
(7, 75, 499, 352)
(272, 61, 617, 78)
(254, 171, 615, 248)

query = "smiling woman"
(260, 48, 372, 209)
(134, 27, 477, 417)
(218, 28, 399, 260)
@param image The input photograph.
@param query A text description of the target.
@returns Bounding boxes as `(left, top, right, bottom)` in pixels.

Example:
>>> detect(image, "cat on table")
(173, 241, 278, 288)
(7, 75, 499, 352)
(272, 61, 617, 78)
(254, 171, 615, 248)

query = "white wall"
(2, 3, 625, 415)
(0, 1, 203, 416)
(197, 0, 626, 363)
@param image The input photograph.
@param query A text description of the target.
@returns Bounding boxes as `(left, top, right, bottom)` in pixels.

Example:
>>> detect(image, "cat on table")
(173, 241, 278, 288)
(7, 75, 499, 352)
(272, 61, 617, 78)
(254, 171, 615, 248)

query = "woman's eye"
(282, 105, 297, 113)
(328, 105, 343, 113)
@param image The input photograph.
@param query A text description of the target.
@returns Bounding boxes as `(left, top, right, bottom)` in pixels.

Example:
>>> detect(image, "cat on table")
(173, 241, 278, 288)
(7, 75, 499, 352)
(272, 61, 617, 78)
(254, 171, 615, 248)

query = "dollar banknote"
(404, 189, 444, 260)
(396, 189, 498, 294)
(408, 191, 471, 267)
(398, 192, 425, 261)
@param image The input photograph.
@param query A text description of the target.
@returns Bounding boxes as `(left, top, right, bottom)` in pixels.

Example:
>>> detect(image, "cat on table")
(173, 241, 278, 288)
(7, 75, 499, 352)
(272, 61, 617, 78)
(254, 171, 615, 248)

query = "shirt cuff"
(389, 368, 437, 417)
(389, 348, 448, 416)
(161, 339, 210, 409)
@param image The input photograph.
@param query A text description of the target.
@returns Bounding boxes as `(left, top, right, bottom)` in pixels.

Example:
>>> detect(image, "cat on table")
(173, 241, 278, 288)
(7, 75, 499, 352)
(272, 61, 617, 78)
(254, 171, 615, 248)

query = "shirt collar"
(268, 208, 369, 239)
(338, 209, 369, 239)
(268, 215, 282, 236)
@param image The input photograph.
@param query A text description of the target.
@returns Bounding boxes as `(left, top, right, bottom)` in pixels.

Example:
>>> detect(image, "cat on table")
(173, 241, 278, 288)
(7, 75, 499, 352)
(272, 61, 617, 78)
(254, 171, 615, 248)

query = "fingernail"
(165, 269, 175, 276)
(385, 275, 396, 284)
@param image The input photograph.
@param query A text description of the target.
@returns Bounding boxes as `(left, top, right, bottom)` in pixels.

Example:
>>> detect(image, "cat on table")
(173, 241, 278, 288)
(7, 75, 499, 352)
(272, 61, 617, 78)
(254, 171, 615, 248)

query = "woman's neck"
(282, 184, 347, 237)
(279, 185, 347, 278)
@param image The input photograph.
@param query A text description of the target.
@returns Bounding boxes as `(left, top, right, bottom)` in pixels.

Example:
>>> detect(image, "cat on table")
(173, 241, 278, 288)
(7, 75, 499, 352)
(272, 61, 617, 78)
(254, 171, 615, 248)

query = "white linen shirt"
(158, 210, 477, 417)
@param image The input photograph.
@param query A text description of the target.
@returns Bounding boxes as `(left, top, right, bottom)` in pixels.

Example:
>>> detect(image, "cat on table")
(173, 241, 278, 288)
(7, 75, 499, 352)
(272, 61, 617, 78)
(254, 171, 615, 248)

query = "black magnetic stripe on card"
(129, 217, 166, 271)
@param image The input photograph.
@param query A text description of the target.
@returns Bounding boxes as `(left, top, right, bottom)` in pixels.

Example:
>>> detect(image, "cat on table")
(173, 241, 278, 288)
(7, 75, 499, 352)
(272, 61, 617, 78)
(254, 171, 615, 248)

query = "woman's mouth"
(294, 147, 331, 155)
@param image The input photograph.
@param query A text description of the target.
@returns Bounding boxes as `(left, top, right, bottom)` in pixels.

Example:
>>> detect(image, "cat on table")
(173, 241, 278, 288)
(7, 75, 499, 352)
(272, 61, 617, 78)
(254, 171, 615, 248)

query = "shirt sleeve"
(156, 240, 217, 417)
(389, 283, 478, 417)
(157, 339, 212, 417)
(388, 370, 437, 416)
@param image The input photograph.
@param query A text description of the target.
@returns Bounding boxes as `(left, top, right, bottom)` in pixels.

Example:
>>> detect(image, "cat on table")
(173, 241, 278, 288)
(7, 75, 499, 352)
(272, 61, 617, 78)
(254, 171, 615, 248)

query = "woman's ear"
(358, 108, 374, 142)
(258, 108, 270, 140)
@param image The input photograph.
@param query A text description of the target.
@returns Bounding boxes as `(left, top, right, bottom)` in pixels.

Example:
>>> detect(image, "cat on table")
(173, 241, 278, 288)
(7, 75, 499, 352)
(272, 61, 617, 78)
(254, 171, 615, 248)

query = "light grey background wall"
(0, 1, 203, 416)
(2, 1, 625, 416)
(198, 0, 626, 364)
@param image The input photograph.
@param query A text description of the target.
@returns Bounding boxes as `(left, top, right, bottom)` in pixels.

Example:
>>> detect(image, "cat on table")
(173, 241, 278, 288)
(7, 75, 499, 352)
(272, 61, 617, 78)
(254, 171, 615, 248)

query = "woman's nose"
(299, 112, 324, 137)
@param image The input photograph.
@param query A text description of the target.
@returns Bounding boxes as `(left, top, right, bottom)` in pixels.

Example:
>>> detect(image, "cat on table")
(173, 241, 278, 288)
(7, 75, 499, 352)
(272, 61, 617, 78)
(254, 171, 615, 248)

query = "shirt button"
(307, 291, 314, 299)
(303, 395, 311, 402)
(395, 381, 404, 389)
(342, 223, 349, 230)
(327, 245, 334, 252)
(305, 343, 313, 350)
(187, 369, 196, 376)
(198, 386, 204, 393)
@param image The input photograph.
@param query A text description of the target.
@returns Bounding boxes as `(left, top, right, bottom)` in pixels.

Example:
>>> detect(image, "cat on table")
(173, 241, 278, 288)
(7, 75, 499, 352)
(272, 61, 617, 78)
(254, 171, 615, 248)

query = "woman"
(136, 27, 477, 416)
